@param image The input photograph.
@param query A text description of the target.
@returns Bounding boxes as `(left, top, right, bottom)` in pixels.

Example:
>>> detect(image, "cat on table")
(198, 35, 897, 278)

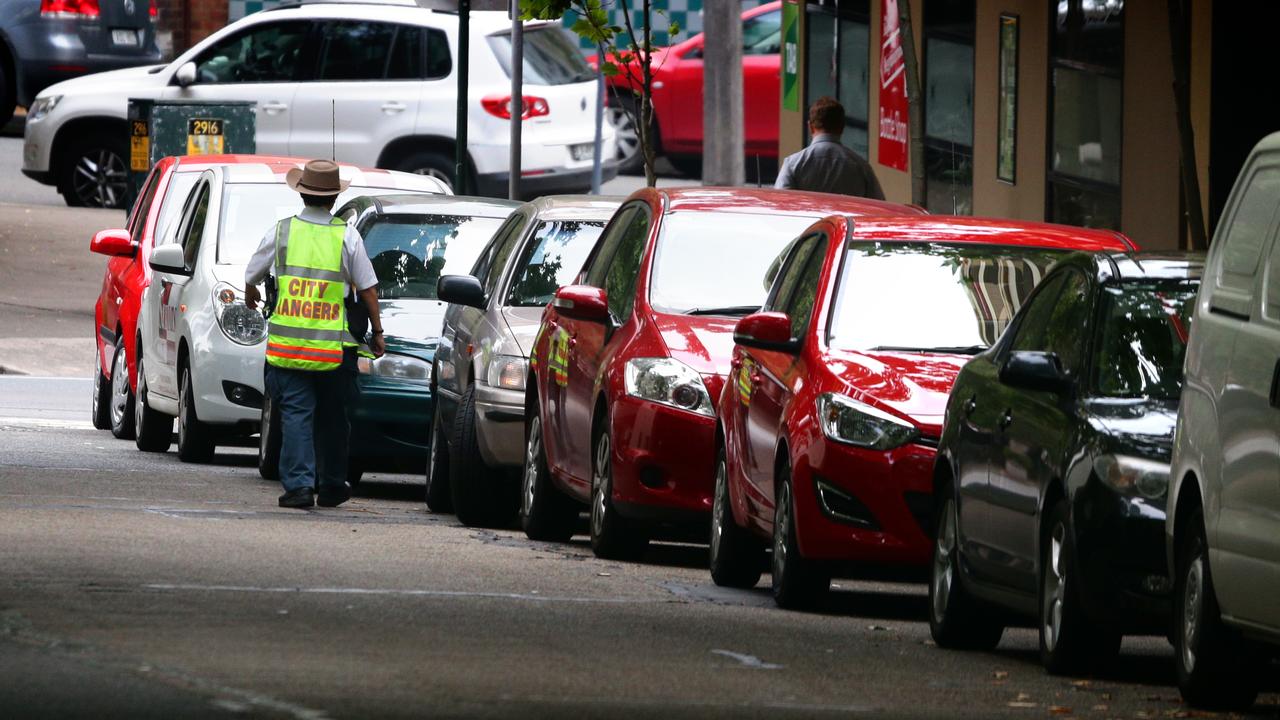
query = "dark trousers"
(265, 349, 356, 493)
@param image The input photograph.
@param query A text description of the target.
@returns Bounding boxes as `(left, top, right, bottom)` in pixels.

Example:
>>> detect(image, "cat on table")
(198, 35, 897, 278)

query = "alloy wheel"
(258, 395, 272, 467)
(110, 348, 130, 429)
(412, 167, 453, 192)
(72, 149, 128, 208)
(606, 106, 640, 164)
(932, 498, 957, 624)
(773, 482, 791, 581)
(1182, 552, 1205, 673)
(591, 432, 610, 539)
(1043, 521, 1067, 652)
(710, 457, 728, 565)
(522, 416, 542, 518)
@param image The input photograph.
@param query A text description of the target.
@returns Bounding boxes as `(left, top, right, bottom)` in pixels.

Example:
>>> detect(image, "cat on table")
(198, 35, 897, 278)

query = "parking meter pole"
(455, 0, 470, 195)
(508, 4, 522, 201)
(590, 42, 604, 195)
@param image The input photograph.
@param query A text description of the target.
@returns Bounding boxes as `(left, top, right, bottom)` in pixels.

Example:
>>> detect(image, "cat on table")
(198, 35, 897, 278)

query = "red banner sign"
(878, 0, 908, 172)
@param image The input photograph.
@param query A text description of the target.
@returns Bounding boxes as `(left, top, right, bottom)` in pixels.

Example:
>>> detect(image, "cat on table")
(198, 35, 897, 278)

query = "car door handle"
(115, 296, 123, 305)
(999, 410, 1013, 430)
(381, 101, 407, 114)
(963, 395, 977, 416)
(261, 101, 288, 114)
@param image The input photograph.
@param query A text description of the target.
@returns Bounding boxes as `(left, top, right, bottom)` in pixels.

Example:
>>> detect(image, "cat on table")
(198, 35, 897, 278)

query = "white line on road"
(710, 649, 784, 669)
(143, 583, 660, 604)
(0, 416, 95, 429)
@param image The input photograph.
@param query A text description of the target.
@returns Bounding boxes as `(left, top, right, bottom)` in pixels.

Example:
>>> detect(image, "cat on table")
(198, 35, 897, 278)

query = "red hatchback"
(519, 187, 923, 559)
(710, 214, 1135, 608)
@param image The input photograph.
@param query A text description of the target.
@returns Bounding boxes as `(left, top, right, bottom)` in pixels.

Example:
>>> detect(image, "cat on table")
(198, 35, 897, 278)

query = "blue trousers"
(265, 350, 356, 493)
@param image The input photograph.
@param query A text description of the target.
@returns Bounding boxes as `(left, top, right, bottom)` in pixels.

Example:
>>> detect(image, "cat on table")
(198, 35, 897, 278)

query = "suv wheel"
(709, 442, 764, 588)
(393, 150, 454, 192)
(929, 490, 1004, 650)
(60, 132, 129, 208)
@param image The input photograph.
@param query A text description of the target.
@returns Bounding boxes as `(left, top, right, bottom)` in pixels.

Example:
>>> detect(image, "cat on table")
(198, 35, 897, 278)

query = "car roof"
(845, 215, 1135, 251)
(170, 155, 447, 193)
(1103, 251, 1205, 282)
(649, 187, 925, 218)
(525, 195, 625, 221)
(262, 1, 549, 33)
(355, 193, 521, 218)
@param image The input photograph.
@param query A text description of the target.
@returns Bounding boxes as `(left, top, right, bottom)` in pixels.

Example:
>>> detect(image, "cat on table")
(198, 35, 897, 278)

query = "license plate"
(111, 29, 139, 46)
(570, 143, 594, 162)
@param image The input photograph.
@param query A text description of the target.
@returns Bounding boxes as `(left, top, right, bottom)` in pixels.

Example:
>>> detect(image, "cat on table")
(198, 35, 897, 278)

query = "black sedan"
(928, 251, 1202, 675)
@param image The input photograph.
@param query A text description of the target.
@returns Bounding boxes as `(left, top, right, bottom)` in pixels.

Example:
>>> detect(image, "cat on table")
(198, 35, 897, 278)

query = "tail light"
(40, 0, 100, 17)
(150, 0, 157, 16)
(481, 95, 550, 120)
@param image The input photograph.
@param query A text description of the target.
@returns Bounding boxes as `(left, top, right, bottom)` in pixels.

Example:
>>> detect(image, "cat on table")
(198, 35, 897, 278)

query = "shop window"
(804, 2, 870, 158)
(923, 0, 974, 214)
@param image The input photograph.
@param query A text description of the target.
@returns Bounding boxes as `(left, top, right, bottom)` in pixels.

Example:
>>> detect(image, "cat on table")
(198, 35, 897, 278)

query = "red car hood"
(652, 313, 738, 378)
(826, 349, 972, 437)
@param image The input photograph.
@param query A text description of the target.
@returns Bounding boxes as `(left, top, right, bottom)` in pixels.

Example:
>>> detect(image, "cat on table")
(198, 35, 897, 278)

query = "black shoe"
(317, 483, 351, 508)
(279, 488, 315, 508)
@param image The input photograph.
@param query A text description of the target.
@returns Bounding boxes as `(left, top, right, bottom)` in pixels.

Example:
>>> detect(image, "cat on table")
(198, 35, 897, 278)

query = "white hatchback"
(134, 158, 446, 462)
(23, 0, 616, 207)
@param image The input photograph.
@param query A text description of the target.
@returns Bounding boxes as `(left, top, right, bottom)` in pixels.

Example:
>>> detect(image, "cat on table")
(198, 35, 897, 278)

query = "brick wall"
(155, 0, 229, 59)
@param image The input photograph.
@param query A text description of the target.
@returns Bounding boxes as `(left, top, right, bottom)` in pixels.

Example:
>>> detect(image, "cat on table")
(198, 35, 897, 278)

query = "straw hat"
(285, 159, 350, 196)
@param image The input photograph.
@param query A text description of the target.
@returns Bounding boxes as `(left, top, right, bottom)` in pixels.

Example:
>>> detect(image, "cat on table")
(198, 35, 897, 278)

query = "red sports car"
(602, 1, 782, 175)
(519, 187, 924, 559)
(710, 214, 1135, 608)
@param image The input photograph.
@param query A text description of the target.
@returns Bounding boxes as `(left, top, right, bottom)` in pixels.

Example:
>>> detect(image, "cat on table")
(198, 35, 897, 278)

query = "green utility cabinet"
(126, 99, 256, 208)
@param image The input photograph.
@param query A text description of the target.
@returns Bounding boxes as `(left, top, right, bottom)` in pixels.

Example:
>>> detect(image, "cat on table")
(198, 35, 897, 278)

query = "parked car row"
(90, 136, 1280, 712)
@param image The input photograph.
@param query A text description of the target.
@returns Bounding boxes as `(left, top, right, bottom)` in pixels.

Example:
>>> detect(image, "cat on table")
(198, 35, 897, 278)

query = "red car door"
(742, 7, 782, 158)
(662, 48, 703, 154)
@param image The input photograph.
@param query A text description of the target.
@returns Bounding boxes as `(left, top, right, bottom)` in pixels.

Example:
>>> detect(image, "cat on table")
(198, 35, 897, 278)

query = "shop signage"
(878, 0, 908, 172)
(781, 0, 800, 112)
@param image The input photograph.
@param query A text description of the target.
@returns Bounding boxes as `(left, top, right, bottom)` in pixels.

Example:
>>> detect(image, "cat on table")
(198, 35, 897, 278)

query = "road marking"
(0, 416, 95, 430)
(710, 649, 784, 670)
(144, 508, 259, 520)
(143, 583, 658, 604)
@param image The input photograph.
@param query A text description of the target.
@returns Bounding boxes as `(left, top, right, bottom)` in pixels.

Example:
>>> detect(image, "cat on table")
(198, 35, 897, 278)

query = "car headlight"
(486, 353, 527, 391)
(1094, 454, 1169, 500)
(28, 95, 62, 122)
(212, 282, 266, 345)
(358, 352, 432, 384)
(623, 357, 714, 416)
(816, 393, 918, 450)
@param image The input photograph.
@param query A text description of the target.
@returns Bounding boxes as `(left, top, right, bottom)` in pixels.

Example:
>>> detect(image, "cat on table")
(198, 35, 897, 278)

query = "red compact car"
(602, 2, 782, 175)
(710, 214, 1135, 608)
(519, 187, 924, 559)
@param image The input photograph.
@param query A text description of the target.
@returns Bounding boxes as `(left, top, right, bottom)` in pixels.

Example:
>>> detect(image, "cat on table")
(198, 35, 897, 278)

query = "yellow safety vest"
(266, 217, 349, 371)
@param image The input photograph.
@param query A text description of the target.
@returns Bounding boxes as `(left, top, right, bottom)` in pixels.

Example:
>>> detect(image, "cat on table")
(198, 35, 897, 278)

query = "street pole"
(590, 41, 604, 195)
(455, 0, 470, 195)
(508, 0, 523, 200)
(702, 0, 744, 186)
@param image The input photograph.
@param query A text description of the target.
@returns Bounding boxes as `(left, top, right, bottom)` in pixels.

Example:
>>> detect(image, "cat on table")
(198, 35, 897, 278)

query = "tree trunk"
(897, 0, 925, 206)
(641, 0, 657, 187)
(1166, 0, 1208, 249)
(701, 0, 744, 186)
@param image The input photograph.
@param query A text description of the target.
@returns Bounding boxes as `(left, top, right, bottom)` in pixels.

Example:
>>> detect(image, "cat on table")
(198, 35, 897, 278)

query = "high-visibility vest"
(266, 216, 350, 371)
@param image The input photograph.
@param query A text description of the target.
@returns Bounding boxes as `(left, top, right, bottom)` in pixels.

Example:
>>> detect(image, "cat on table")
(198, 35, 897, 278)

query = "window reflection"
(1092, 282, 1196, 400)
(362, 215, 506, 300)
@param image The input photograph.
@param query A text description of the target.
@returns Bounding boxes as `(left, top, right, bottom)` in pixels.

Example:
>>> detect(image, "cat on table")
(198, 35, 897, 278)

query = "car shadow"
(354, 478, 425, 503)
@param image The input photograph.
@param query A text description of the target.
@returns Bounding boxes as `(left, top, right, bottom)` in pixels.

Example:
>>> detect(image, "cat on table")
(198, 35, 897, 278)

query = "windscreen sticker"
(548, 328, 571, 387)
(736, 357, 754, 407)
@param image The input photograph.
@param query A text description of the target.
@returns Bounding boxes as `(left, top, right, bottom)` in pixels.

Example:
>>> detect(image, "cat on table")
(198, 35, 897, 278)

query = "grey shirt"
(774, 133, 886, 200)
(244, 206, 378, 292)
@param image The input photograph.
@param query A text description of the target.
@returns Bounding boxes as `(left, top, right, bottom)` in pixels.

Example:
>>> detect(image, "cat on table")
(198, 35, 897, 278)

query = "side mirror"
(733, 312, 799, 353)
(999, 351, 1071, 395)
(90, 228, 135, 257)
(149, 244, 190, 276)
(437, 274, 485, 309)
(552, 285, 610, 323)
(174, 61, 197, 88)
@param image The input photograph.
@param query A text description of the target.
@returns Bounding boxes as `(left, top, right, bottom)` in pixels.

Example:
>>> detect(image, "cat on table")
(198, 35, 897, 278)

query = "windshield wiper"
(869, 345, 987, 355)
(684, 305, 760, 316)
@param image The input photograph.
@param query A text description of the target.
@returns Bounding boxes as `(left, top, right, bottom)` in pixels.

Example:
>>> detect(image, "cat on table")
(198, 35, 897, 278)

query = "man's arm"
(774, 154, 795, 189)
(243, 226, 277, 309)
(344, 225, 385, 357)
(359, 286, 385, 358)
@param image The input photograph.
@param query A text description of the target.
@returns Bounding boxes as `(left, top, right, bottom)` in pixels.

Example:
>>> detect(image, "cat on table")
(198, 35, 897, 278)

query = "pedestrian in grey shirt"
(775, 96, 885, 200)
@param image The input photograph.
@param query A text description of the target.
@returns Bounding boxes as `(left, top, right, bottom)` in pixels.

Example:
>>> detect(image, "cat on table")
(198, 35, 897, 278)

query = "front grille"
(813, 476, 880, 530)
(914, 434, 940, 449)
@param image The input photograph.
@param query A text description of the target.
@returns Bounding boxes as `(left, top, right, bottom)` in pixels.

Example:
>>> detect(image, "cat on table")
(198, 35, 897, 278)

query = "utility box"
(127, 99, 256, 208)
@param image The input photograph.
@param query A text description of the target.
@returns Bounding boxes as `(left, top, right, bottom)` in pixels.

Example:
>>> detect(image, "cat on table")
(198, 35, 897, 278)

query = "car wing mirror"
(174, 61, 197, 88)
(552, 285, 610, 323)
(734, 311, 800, 354)
(90, 228, 135, 257)
(149, 244, 191, 276)
(999, 351, 1071, 395)
(437, 274, 485, 309)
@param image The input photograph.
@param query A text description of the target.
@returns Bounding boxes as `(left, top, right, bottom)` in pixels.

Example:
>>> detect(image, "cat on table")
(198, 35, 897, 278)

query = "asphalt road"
(2, 377, 1277, 719)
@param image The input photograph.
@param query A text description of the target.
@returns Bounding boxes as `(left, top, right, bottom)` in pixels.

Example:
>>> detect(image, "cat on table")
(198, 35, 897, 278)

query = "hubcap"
(591, 433, 610, 539)
(773, 482, 791, 581)
(1182, 553, 1204, 672)
(522, 417, 541, 518)
(73, 148, 128, 208)
(932, 498, 957, 623)
(606, 107, 640, 163)
(1043, 521, 1067, 652)
(711, 458, 727, 563)
(110, 348, 129, 428)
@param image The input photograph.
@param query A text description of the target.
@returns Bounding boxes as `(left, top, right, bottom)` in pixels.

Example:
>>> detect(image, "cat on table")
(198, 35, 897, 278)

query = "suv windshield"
(506, 219, 605, 307)
(488, 26, 595, 85)
(829, 242, 1067, 352)
(648, 212, 821, 314)
(363, 214, 506, 300)
(1092, 281, 1197, 400)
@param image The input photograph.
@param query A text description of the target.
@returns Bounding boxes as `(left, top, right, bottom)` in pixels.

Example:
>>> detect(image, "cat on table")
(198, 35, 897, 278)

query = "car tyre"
(589, 423, 649, 560)
(133, 354, 173, 452)
(60, 132, 130, 209)
(1039, 499, 1122, 675)
(520, 407, 578, 542)
(606, 93, 648, 175)
(449, 385, 517, 528)
(257, 391, 281, 480)
(0, 62, 15, 130)
(709, 442, 764, 588)
(108, 339, 136, 440)
(771, 465, 829, 610)
(392, 150, 455, 193)
(929, 490, 1004, 650)
(1175, 506, 1262, 711)
(424, 396, 453, 512)
(91, 345, 112, 430)
(177, 364, 215, 463)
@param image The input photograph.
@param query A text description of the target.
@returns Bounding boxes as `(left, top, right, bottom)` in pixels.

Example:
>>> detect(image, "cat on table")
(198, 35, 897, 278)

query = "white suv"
(1166, 131, 1280, 711)
(22, 0, 616, 208)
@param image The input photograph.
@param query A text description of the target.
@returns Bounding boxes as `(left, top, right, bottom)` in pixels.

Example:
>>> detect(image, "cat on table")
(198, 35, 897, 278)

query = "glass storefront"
(923, 0, 975, 215)
(805, 1, 871, 158)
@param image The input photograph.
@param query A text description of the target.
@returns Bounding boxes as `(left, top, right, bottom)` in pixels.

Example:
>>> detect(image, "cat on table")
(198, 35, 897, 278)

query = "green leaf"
(668, 20, 680, 35)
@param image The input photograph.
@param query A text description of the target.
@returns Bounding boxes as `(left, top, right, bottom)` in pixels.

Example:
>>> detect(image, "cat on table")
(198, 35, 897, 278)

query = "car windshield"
(363, 214, 507, 300)
(1092, 281, 1197, 400)
(648, 212, 822, 315)
(506, 219, 605, 307)
(216, 184, 430, 266)
(487, 26, 595, 85)
(829, 242, 1067, 352)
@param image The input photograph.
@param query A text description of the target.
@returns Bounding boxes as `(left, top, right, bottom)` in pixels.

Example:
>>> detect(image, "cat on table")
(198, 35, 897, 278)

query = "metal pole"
(455, 0, 470, 195)
(508, 2, 522, 200)
(590, 41, 604, 195)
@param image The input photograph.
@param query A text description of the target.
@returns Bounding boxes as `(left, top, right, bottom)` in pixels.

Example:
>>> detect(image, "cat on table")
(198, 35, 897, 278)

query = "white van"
(1166, 132, 1280, 710)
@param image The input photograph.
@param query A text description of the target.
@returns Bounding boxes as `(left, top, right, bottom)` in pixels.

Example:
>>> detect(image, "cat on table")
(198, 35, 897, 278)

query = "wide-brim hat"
(286, 159, 351, 197)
